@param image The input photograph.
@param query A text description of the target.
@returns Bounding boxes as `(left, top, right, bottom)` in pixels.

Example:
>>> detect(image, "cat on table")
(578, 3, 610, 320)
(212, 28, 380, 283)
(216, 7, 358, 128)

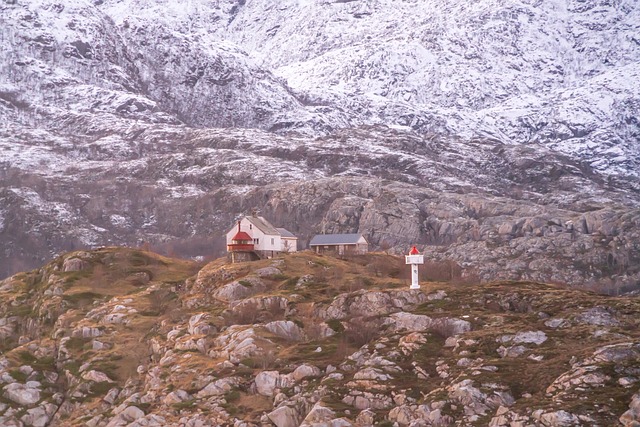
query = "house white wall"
(225, 218, 282, 252)
(281, 237, 297, 252)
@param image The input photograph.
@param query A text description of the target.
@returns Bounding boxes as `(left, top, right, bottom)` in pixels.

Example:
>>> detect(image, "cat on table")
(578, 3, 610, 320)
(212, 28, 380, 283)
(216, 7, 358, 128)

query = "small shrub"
(224, 389, 241, 403)
(9, 369, 28, 382)
(430, 322, 461, 339)
(326, 319, 345, 333)
(344, 318, 380, 347)
(224, 302, 260, 325)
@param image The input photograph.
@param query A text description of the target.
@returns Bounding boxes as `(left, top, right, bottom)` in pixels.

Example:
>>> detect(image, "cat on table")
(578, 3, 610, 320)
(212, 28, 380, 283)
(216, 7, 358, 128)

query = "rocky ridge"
(1, 0, 639, 290)
(0, 248, 639, 426)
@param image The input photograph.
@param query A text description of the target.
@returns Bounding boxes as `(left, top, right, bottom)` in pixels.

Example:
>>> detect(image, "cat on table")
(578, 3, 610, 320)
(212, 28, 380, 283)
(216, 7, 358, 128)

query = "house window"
(249, 224, 252, 230)
(271, 238, 274, 245)
(254, 238, 259, 245)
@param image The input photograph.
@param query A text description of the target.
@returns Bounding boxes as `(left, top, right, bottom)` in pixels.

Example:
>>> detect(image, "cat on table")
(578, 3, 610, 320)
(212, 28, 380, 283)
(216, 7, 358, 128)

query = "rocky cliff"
(0, 248, 639, 426)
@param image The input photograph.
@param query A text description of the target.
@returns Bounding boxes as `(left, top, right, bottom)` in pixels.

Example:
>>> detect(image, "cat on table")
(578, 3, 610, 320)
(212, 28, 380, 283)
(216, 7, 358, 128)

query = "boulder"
(353, 367, 393, 382)
(536, 410, 580, 426)
(187, 313, 212, 335)
(264, 320, 305, 341)
(300, 402, 336, 425)
(211, 326, 272, 362)
(320, 290, 428, 319)
(255, 371, 292, 397)
(385, 312, 471, 335)
(497, 345, 527, 358)
(268, 405, 300, 427)
(82, 370, 114, 383)
(20, 403, 57, 427)
(575, 307, 620, 327)
(498, 331, 547, 345)
(4, 382, 41, 406)
(196, 377, 240, 398)
(63, 257, 89, 272)
(255, 266, 282, 277)
(214, 278, 266, 302)
(163, 390, 190, 405)
(291, 364, 322, 382)
(620, 392, 640, 426)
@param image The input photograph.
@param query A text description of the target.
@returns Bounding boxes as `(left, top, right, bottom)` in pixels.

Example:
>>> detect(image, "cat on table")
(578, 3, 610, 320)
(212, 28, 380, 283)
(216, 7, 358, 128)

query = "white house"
(226, 215, 298, 261)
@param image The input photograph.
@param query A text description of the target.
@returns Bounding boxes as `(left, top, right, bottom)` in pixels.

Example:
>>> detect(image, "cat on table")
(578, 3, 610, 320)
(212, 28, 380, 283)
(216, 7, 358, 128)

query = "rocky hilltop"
(1, 0, 639, 289)
(0, 248, 639, 426)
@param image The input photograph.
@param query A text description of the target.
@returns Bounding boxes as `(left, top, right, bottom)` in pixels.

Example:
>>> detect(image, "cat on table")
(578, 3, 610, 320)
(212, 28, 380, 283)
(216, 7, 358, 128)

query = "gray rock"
(3, 382, 41, 406)
(620, 391, 640, 427)
(268, 405, 300, 427)
(255, 371, 292, 397)
(497, 345, 527, 358)
(264, 320, 305, 341)
(498, 331, 547, 345)
(196, 377, 240, 398)
(291, 364, 322, 382)
(214, 278, 266, 302)
(20, 403, 57, 427)
(575, 307, 620, 327)
(385, 312, 471, 336)
(62, 257, 89, 272)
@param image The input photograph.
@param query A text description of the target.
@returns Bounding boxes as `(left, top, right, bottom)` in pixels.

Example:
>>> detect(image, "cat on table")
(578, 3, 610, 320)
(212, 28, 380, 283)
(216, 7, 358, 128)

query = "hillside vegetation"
(0, 248, 638, 426)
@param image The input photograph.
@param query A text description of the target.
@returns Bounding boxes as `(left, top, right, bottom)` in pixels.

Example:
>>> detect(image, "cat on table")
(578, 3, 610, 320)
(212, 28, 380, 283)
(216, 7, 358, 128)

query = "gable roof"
(276, 228, 297, 238)
(309, 233, 367, 246)
(245, 216, 280, 236)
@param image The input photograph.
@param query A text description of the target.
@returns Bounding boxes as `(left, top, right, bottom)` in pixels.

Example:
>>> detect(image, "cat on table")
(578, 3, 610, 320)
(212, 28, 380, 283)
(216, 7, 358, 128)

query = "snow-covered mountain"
(98, 0, 640, 177)
(1, 0, 639, 286)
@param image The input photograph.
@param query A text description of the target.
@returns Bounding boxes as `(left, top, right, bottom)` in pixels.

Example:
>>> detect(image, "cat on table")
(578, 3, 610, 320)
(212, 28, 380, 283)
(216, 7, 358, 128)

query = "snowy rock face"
(0, 0, 639, 286)
(98, 0, 640, 176)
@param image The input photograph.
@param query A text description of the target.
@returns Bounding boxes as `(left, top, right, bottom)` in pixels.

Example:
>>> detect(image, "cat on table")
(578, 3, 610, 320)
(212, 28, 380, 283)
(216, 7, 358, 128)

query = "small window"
(271, 238, 274, 245)
(249, 224, 252, 230)
(254, 238, 259, 245)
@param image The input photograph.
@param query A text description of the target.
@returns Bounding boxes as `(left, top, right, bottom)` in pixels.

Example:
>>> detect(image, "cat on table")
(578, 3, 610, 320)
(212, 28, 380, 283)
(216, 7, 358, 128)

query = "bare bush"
(264, 299, 286, 321)
(224, 302, 260, 325)
(260, 351, 278, 370)
(344, 317, 380, 347)
(430, 321, 461, 339)
(304, 322, 326, 342)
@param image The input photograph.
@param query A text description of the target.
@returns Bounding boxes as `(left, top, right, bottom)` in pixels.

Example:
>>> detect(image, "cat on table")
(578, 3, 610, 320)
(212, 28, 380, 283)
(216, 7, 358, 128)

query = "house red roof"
(232, 231, 252, 241)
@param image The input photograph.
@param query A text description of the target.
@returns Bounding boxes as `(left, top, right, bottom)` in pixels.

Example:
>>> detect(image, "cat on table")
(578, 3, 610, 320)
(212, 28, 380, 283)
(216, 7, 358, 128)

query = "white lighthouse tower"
(405, 246, 424, 289)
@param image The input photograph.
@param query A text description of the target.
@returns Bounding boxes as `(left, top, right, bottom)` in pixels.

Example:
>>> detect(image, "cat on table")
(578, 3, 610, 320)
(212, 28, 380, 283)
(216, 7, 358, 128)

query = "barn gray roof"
(309, 234, 366, 246)
(276, 228, 297, 238)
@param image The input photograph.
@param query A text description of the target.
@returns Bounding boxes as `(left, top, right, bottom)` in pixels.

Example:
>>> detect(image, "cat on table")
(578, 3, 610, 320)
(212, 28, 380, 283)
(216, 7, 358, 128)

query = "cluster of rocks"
(0, 249, 638, 426)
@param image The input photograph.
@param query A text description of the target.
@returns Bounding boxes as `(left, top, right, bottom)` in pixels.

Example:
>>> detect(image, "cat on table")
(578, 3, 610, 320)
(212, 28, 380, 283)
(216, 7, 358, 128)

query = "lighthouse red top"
(409, 246, 420, 255)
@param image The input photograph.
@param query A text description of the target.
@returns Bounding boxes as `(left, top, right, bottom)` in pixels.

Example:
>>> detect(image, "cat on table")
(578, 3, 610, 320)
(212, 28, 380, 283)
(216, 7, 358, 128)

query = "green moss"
(88, 381, 114, 397)
(17, 350, 37, 364)
(171, 400, 195, 410)
(224, 389, 240, 403)
(326, 319, 345, 333)
(65, 336, 89, 351)
(9, 369, 29, 382)
(283, 276, 300, 289)
(64, 361, 81, 375)
(63, 291, 104, 308)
